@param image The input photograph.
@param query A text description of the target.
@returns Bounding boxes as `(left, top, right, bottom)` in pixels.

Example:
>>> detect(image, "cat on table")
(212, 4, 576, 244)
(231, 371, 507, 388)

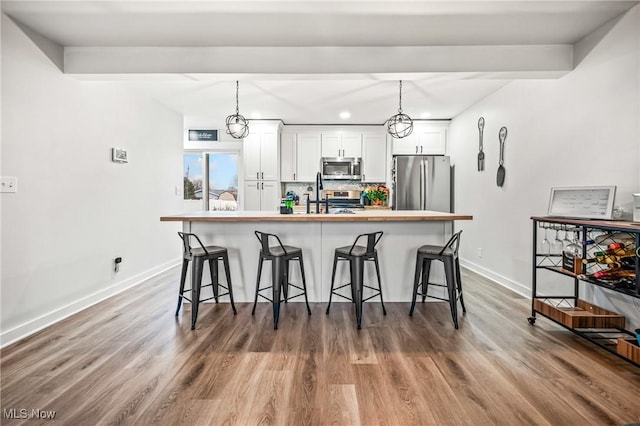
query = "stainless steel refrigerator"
(392, 155, 452, 212)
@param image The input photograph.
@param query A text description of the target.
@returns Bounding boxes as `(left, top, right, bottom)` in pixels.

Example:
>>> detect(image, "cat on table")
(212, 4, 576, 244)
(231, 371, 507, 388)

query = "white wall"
(0, 15, 184, 345)
(449, 7, 640, 326)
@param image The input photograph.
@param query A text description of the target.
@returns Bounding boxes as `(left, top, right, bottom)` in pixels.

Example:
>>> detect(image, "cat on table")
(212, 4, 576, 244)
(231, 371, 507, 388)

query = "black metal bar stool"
(252, 231, 311, 329)
(409, 230, 466, 328)
(175, 232, 237, 330)
(326, 231, 386, 329)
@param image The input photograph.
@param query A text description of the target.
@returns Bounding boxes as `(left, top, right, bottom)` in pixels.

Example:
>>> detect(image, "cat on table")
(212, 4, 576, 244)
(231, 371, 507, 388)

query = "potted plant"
(365, 185, 389, 206)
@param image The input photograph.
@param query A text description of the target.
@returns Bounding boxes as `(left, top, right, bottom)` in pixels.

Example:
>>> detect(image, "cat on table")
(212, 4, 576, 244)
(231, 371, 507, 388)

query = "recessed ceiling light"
(251, 112, 262, 119)
(420, 112, 432, 119)
(339, 111, 351, 119)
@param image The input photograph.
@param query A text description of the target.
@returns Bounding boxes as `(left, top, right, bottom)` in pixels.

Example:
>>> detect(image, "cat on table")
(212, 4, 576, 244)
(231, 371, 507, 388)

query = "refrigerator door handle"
(419, 160, 424, 210)
(423, 158, 430, 210)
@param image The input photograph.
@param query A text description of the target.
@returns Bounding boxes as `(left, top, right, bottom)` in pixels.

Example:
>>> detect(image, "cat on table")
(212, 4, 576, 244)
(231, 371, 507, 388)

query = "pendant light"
(386, 80, 413, 139)
(225, 80, 249, 139)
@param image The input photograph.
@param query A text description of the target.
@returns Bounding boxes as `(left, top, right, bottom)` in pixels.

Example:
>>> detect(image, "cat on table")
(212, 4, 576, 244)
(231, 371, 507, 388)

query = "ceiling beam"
(64, 45, 573, 78)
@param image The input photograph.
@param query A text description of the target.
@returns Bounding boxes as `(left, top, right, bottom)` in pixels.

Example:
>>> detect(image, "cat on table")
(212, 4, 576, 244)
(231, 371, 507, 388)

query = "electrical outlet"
(0, 177, 18, 193)
(477, 248, 483, 258)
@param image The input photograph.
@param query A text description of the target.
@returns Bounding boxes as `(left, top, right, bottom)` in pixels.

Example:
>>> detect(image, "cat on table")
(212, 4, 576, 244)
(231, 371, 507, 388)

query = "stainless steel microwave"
(321, 157, 362, 180)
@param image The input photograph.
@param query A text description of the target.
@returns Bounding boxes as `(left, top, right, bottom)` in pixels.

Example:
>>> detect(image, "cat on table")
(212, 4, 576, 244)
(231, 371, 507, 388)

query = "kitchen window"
(183, 152, 239, 211)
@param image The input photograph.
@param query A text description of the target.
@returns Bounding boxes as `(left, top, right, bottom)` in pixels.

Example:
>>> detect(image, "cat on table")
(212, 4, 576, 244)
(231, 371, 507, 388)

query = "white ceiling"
(3, 1, 638, 124)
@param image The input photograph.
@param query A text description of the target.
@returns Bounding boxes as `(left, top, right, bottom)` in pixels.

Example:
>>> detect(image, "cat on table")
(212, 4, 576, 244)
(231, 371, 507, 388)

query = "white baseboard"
(460, 258, 530, 298)
(0, 259, 181, 348)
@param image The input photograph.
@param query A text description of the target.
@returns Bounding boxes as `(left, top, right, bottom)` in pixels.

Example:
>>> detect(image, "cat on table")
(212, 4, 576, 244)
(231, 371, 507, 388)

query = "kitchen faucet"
(315, 171, 323, 213)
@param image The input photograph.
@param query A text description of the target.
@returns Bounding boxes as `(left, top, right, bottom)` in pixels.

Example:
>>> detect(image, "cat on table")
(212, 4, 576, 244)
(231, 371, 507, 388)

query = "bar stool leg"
(282, 259, 290, 303)
(372, 252, 386, 315)
(191, 259, 204, 330)
(222, 252, 237, 315)
(298, 253, 312, 315)
(209, 257, 219, 303)
(352, 257, 365, 329)
(443, 258, 459, 329)
(272, 257, 283, 329)
(455, 257, 466, 313)
(409, 252, 422, 316)
(252, 256, 264, 315)
(421, 259, 432, 303)
(326, 253, 339, 314)
(176, 259, 189, 316)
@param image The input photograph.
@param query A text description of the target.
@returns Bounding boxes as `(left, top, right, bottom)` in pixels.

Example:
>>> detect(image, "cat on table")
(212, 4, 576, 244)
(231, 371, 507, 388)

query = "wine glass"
(540, 223, 551, 255)
(551, 224, 563, 255)
(562, 225, 573, 249)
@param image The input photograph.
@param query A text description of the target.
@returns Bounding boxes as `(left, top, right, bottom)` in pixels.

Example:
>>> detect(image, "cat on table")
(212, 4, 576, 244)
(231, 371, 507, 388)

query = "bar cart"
(529, 216, 640, 366)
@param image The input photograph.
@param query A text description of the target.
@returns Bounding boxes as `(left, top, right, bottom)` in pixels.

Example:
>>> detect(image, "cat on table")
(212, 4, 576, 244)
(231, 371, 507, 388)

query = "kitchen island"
(161, 210, 472, 303)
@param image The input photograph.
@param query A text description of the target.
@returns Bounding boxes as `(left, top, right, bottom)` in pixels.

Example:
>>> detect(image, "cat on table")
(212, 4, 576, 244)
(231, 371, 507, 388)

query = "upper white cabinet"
(362, 133, 387, 183)
(243, 123, 280, 181)
(297, 133, 322, 181)
(391, 123, 448, 156)
(321, 132, 362, 158)
(280, 131, 321, 182)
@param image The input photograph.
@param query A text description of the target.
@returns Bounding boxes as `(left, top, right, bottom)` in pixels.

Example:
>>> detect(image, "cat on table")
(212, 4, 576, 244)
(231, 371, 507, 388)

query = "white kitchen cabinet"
(321, 132, 362, 158)
(280, 132, 296, 181)
(362, 133, 387, 182)
(280, 132, 321, 182)
(244, 180, 279, 211)
(391, 125, 447, 156)
(296, 133, 322, 181)
(243, 128, 279, 181)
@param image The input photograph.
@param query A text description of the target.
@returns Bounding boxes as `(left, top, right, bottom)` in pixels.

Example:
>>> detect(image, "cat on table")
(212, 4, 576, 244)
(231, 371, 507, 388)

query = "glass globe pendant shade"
(387, 113, 413, 138)
(225, 81, 250, 139)
(225, 113, 249, 139)
(386, 80, 414, 139)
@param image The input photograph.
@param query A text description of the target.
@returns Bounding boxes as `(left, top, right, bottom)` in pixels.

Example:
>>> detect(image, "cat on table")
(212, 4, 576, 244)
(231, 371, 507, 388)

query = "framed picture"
(188, 129, 218, 141)
(547, 186, 616, 220)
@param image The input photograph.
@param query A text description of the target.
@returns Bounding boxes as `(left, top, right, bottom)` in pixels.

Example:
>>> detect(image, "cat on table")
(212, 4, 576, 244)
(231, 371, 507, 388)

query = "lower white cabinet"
(244, 180, 279, 211)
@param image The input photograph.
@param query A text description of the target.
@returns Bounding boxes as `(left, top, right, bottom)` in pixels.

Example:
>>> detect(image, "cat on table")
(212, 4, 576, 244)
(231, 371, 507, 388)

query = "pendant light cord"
(235, 80, 240, 115)
(398, 80, 403, 114)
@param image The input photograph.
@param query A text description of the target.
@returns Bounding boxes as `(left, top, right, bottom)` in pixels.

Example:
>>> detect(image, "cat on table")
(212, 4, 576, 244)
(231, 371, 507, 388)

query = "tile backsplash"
(282, 180, 385, 199)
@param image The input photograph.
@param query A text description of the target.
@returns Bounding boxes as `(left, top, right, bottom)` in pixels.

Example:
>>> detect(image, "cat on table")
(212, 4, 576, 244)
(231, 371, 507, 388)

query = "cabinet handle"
(261, 182, 264, 190)
(293, 173, 296, 181)
(420, 146, 423, 154)
(256, 172, 259, 179)
(415, 146, 418, 154)
(261, 172, 264, 179)
(362, 174, 365, 181)
(256, 182, 259, 189)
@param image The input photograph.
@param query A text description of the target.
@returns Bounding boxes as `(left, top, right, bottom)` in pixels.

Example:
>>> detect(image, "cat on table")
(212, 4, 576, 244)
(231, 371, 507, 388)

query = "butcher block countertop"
(161, 210, 473, 223)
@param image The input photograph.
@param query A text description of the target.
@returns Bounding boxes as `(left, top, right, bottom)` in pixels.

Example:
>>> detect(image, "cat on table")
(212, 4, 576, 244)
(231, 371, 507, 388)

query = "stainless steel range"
(322, 190, 364, 210)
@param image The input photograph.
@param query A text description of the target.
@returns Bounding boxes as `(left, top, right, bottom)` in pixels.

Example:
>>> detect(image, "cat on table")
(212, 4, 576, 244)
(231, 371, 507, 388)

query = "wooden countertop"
(532, 216, 640, 232)
(161, 210, 473, 223)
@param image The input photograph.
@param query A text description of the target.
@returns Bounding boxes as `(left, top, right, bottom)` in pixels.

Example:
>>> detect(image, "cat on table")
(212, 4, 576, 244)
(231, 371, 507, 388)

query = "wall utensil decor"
(477, 117, 485, 171)
(496, 126, 507, 187)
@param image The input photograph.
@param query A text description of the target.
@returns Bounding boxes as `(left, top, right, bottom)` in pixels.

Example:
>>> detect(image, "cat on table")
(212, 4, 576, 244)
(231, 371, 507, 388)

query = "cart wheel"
(527, 317, 536, 325)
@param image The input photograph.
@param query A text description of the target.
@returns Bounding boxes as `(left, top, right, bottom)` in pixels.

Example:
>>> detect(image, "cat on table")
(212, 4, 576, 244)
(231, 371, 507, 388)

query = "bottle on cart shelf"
(591, 267, 636, 280)
(562, 231, 583, 274)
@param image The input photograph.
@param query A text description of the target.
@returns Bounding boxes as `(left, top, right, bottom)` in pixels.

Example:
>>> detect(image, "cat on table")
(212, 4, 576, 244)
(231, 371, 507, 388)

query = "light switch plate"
(0, 177, 17, 193)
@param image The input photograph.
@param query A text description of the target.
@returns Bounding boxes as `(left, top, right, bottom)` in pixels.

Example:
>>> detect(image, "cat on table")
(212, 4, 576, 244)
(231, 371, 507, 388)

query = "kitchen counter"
(160, 210, 472, 222)
(162, 209, 472, 304)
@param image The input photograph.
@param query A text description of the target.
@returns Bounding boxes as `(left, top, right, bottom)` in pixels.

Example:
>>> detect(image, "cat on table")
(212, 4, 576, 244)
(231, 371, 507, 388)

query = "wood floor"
(1, 268, 639, 425)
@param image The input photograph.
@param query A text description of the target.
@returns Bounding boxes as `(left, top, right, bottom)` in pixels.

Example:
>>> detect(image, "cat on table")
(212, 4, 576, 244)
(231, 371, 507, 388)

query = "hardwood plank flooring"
(1, 267, 639, 425)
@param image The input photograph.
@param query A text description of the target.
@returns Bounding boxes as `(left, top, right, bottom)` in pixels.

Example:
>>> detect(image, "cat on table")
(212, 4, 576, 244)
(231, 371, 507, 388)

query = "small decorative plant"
(365, 185, 389, 205)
